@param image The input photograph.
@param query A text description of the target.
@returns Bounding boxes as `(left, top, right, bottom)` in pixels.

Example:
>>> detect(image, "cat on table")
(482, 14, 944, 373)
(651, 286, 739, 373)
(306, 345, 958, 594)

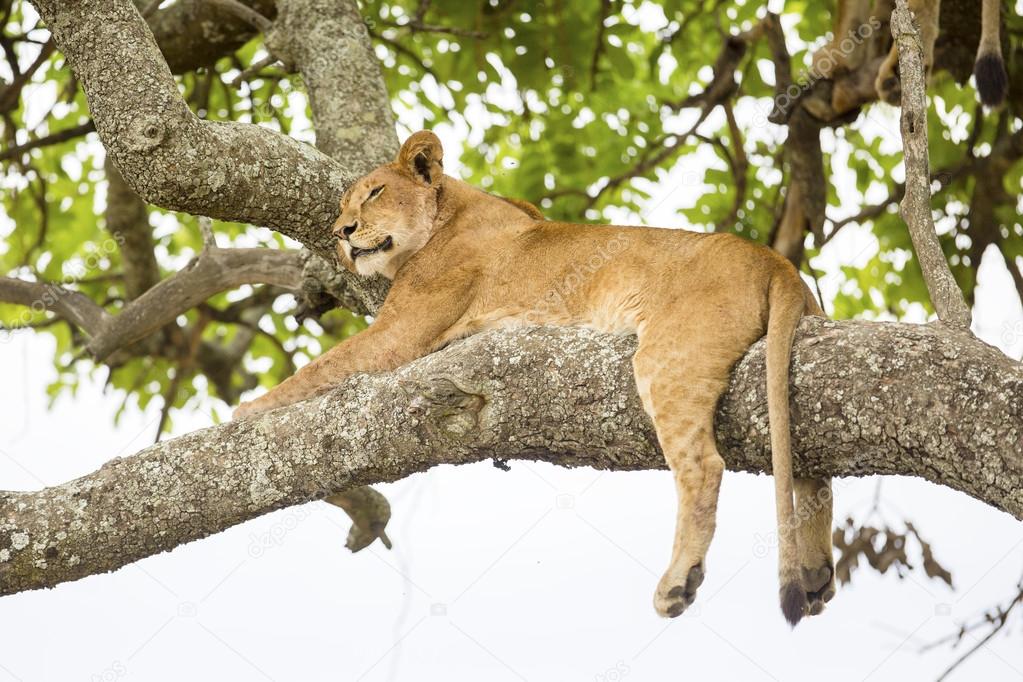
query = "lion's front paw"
(653, 562, 704, 618)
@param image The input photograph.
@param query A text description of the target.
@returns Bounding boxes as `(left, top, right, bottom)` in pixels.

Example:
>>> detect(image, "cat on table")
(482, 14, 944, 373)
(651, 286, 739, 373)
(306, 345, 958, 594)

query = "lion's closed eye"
(365, 185, 385, 202)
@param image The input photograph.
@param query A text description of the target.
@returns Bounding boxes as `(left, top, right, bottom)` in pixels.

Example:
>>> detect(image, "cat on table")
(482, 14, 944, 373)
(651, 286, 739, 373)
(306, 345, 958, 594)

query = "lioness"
(235, 131, 836, 625)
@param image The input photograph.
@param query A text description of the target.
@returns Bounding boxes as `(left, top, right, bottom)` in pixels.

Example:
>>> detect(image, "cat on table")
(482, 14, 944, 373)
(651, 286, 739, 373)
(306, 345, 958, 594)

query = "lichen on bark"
(2, 320, 1021, 595)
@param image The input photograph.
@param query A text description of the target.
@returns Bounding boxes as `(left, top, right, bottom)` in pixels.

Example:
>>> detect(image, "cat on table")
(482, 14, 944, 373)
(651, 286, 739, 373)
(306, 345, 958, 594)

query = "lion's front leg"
(232, 324, 409, 419)
(233, 274, 473, 419)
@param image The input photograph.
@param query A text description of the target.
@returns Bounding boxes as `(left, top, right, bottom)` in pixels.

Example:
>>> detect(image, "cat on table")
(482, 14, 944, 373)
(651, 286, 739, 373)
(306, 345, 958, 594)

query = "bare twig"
(203, 0, 273, 33)
(891, 0, 972, 328)
(229, 53, 281, 87)
(199, 216, 217, 249)
(381, 0, 487, 41)
(0, 120, 95, 162)
(140, 0, 163, 18)
(920, 576, 1023, 681)
(589, 0, 612, 91)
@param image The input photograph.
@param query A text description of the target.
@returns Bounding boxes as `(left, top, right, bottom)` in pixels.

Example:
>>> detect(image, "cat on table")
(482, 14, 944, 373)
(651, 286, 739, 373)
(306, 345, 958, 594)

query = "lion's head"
(332, 130, 445, 279)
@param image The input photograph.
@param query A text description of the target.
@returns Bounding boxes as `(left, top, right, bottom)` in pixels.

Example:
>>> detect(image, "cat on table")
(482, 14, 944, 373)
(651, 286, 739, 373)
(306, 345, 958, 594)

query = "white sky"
(3, 3, 1023, 680)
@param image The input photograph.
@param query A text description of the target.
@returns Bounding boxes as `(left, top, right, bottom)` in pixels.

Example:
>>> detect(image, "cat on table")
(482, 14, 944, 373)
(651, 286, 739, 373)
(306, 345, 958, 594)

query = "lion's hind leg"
(633, 344, 730, 619)
(794, 477, 837, 615)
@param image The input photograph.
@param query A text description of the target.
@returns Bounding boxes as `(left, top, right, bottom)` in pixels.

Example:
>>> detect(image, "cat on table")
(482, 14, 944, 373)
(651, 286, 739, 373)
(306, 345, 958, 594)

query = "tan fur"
(874, 0, 941, 105)
(812, 0, 1004, 111)
(234, 131, 836, 624)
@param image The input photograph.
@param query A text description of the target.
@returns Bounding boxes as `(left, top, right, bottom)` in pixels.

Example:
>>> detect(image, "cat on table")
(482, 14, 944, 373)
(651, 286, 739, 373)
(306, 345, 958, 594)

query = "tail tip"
(974, 52, 1008, 108)
(780, 581, 808, 627)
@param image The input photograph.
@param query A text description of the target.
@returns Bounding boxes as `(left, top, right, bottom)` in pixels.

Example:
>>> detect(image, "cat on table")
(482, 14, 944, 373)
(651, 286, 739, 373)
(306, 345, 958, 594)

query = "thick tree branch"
(2, 319, 1020, 595)
(30, 0, 351, 259)
(892, 0, 973, 328)
(266, 0, 398, 174)
(104, 158, 160, 299)
(145, 0, 276, 74)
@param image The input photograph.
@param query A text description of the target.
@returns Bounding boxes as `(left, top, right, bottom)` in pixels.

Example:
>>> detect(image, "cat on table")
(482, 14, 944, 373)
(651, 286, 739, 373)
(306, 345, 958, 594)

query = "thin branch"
(920, 576, 1023, 681)
(229, 53, 280, 87)
(891, 0, 972, 328)
(203, 0, 273, 33)
(155, 309, 210, 442)
(86, 245, 304, 360)
(543, 105, 716, 210)
(719, 101, 748, 229)
(824, 185, 905, 240)
(0, 277, 111, 335)
(1001, 248, 1023, 310)
(381, 0, 488, 43)
(0, 39, 54, 113)
(0, 246, 305, 361)
(0, 120, 96, 162)
(589, 0, 612, 91)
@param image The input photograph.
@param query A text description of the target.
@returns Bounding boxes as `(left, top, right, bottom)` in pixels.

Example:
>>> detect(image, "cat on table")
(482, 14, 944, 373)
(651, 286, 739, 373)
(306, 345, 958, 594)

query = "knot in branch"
(126, 113, 168, 152)
(404, 376, 486, 440)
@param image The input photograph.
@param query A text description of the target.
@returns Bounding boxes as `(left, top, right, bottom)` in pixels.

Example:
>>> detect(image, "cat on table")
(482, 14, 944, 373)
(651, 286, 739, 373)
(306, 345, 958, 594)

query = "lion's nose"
(333, 222, 358, 240)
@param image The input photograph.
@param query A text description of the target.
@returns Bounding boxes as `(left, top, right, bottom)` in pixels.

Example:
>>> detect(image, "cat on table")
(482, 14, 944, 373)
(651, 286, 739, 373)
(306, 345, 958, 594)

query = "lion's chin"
(353, 250, 397, 278)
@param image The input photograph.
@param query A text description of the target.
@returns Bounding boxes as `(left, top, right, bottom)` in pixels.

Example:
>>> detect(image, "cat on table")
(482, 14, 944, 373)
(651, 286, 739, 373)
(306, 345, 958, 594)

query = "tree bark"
(2, 318, 1021, 595)
(268, 0, 398, 172)
(145, 0, 276, 74)
(32, 0, 351, 259)
(0, 247, 304, 359)
(892, 0, 973, 328)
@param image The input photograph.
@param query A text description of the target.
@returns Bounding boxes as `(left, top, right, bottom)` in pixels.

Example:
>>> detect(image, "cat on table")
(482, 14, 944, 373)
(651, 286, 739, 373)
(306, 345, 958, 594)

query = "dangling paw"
(653, 563, 705, 618)
(802, 562, 837, 616)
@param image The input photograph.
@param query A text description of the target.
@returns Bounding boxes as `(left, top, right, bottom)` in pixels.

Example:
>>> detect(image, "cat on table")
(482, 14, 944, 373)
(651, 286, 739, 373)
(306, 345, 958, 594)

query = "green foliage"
(360, 0, 1022, 320)
(0, 3, 359, 426)
(1, 0, 1022, 430)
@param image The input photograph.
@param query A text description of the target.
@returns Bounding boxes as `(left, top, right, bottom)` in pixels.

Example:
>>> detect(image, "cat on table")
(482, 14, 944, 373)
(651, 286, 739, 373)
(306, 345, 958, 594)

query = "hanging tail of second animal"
(974, 0, 1008, 107)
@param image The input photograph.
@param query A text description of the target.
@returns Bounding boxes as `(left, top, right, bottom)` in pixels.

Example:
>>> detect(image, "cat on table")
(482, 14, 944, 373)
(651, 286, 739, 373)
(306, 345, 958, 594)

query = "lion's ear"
(396, 130, 444, 186)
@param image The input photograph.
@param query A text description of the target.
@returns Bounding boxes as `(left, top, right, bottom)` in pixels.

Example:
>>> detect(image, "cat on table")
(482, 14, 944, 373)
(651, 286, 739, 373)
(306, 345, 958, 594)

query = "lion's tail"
(766, 269, 808, 627)
(974, 0, 1008, 108)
